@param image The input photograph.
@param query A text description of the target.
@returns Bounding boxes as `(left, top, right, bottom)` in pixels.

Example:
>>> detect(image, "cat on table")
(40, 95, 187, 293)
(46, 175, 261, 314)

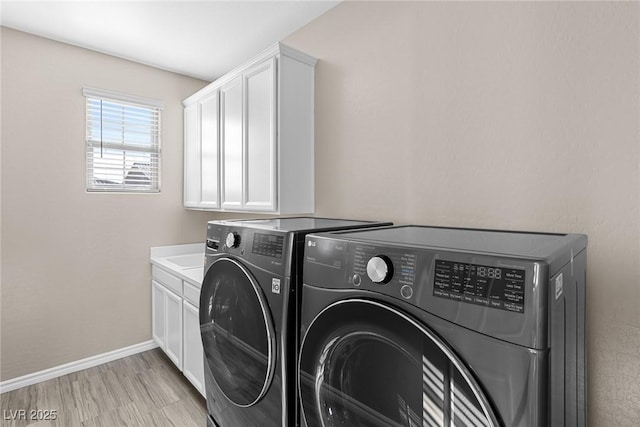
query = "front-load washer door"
(200, 257, 276, 408)
(298, 299, 500, 427)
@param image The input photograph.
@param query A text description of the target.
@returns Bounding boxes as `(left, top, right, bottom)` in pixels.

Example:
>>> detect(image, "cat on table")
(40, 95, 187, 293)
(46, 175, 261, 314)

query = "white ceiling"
(0, 0, 340, 81)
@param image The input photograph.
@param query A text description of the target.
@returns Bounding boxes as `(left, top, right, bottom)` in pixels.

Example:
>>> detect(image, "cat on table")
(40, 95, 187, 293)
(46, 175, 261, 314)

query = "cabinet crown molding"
(183, 42, 317, 107)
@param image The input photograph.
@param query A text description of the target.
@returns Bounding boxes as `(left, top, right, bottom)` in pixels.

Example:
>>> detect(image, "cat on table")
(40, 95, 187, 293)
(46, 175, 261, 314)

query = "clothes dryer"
(299, 225, 587, 427)
(199, 218, 391, 427)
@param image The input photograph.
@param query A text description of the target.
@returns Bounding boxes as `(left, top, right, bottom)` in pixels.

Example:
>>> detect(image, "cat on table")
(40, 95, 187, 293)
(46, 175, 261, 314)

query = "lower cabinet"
(151, 281, 166, 349)
(151, 269, 205, 396)
(165, 288, 183, 369)
(183, 300, 205, 394)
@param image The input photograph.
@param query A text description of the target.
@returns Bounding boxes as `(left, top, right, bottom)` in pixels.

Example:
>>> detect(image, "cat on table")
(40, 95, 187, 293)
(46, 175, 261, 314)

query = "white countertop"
(150, 243, 205, 287)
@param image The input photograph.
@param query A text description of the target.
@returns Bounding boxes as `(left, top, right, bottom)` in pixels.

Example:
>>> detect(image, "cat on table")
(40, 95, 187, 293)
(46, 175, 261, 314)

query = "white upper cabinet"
(244, 57, 276, 211)
(200, 92, 219, 208)
(183, 103, 199, 208)
(183, 43, 316, 214)
(220, 76, 244, 209)
(184, 91, 219, 209)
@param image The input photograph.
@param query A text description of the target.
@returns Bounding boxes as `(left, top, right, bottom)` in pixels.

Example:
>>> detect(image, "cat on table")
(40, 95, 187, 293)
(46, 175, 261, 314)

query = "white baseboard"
(0, 340, 159, 394)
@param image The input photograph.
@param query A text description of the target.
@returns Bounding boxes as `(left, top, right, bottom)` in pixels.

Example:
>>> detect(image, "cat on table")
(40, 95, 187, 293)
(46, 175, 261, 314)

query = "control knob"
(366, 255, 393, 284)
(225, 232, 240, 248)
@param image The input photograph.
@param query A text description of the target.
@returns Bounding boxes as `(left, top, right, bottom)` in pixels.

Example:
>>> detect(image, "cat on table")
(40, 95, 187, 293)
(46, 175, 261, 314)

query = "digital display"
(433, 260, 526, 313)
(252, 233, 284, 258)
(476, 266, 501, 279)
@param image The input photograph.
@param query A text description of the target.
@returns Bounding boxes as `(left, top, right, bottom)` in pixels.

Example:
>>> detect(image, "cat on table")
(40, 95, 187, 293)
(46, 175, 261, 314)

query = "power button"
(352, 274, 361, 286)
(400, 285, 413, 299)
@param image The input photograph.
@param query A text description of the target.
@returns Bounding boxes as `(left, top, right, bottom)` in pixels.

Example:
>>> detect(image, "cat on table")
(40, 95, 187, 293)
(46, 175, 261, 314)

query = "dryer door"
(299, 299, 500, 427)
(200, 257, 276, 407)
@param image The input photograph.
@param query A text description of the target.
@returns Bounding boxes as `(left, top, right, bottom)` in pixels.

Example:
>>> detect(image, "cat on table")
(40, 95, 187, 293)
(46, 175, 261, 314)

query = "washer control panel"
(302, 231, 551, 349)
(433, 260, 526, 313)
(350, 245, 417, 300)
(206, 223, 287, 275)
(251, 233, 284, 258)
(304, 235, 532, 314)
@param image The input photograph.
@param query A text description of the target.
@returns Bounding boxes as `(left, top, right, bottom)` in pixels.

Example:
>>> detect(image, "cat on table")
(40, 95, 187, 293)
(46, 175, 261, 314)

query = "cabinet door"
(244, 57, 277, 211)
(220, 76, 244, 209)
(183, 103, 200, 207)
(183, 300, 205, 396)
(199, 92, 219, 208)
(151, 281, 165, 349)
(165, 288, 183, 370)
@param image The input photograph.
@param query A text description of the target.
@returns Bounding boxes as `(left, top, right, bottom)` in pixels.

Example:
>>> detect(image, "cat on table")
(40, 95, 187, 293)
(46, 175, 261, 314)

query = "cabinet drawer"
(152, 266, 182, 295)
(183, 282, 201, 307)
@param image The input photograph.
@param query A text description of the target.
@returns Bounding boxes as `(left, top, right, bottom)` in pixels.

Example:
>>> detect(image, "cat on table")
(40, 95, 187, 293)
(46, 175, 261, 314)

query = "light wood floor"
(1, 348, 207, 427)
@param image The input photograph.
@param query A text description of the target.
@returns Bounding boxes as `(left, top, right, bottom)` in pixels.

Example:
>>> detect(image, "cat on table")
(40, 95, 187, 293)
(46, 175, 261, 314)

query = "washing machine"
(298, 225, 587, 427)
(199, 217, 392, 427)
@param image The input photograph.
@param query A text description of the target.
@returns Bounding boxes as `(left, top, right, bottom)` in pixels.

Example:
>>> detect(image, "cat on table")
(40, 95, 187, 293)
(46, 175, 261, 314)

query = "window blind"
(84, 88, 163, 192)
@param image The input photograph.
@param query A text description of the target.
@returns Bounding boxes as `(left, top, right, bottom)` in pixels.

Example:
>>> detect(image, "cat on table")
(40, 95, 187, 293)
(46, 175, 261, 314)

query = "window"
(84, 87, 163, 192)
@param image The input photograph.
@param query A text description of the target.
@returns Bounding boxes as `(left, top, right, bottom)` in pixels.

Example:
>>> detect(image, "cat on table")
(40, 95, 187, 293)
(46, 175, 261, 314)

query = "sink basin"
(165, 253, 204, 268)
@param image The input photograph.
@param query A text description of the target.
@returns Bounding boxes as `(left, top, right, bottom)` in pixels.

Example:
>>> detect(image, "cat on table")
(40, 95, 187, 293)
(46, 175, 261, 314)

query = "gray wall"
(0, 27, 220, 381)
(284, 2, 639, 426)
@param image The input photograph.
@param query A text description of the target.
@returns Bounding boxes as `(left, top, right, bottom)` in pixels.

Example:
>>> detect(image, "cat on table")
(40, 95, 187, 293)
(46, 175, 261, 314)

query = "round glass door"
(298, 299, 499, 427)
(200, 258, 276, 407)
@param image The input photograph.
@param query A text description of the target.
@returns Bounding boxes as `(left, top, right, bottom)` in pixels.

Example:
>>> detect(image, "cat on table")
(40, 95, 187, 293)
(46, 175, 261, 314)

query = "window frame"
(83, 87, 164, 193)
